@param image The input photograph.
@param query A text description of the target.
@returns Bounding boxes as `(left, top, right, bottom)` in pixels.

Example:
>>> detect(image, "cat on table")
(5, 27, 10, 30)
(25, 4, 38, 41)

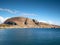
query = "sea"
(0, 28, 60, 45)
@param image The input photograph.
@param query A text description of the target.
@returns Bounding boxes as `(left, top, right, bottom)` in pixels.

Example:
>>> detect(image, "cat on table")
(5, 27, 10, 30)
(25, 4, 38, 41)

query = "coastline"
(0, 26, 60, 29)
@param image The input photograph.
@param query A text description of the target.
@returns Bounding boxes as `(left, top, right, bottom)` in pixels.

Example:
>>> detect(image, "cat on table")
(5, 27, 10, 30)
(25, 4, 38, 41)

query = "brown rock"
(4, 17, 60, 28)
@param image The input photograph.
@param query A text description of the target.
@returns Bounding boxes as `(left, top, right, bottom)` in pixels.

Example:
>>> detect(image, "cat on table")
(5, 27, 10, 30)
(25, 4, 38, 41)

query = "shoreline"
(0, 27, 60, 29)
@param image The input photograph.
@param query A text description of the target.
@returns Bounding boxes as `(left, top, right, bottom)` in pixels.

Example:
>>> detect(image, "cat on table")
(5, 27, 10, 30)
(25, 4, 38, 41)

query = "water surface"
(0, 28, 60, 45)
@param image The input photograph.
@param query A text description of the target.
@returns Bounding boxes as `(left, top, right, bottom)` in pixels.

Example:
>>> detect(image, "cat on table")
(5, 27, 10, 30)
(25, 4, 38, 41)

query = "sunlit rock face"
(4, 17, 39, 28)
(4, 17, 60, 28)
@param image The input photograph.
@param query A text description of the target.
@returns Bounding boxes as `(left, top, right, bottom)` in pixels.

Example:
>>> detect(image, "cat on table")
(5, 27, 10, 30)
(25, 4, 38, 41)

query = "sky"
(0, 0, 60, 25)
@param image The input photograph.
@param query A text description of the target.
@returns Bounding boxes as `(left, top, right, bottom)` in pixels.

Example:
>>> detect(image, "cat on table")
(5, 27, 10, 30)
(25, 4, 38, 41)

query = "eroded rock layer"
(4, 17, 60, 28)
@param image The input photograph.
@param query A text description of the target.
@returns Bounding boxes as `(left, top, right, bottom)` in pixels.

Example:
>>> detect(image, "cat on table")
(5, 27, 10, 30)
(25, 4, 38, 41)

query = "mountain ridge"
(0, 17, 60, 28)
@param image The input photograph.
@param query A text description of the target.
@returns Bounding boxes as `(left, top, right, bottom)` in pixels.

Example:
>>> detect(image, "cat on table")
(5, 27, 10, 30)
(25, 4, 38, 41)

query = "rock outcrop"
(3, 17, 60, 28)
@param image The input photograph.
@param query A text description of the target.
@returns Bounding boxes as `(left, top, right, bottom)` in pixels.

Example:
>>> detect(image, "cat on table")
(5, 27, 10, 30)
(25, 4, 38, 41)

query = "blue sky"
(0, 0, 60, 25)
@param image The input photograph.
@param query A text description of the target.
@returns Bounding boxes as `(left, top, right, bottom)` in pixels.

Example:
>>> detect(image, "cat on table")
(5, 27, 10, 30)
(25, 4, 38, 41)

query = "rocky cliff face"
(4, 17, 60, 28)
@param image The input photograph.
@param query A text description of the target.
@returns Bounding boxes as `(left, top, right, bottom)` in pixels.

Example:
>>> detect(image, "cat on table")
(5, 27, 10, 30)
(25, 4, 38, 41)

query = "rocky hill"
(1, 17, 59, 28)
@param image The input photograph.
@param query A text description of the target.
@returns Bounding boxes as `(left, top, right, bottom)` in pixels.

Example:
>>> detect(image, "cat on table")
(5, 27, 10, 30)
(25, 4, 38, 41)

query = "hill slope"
(0, 17, 60, 28)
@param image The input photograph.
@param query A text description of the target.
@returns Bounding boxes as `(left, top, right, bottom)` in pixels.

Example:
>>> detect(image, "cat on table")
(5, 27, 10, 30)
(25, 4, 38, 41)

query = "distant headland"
(0, 17, 60, 29)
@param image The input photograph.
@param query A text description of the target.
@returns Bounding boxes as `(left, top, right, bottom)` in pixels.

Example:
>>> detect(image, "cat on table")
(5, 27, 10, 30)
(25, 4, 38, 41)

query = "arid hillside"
(0, 17, 60, 28)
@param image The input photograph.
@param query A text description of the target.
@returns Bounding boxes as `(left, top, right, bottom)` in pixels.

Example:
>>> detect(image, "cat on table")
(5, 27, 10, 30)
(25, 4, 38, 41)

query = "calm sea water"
(0, 28, 60, 45)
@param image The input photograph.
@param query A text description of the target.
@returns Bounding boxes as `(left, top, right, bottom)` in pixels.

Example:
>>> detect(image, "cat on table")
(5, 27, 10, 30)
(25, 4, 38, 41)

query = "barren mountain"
(3, 17, 60, 28)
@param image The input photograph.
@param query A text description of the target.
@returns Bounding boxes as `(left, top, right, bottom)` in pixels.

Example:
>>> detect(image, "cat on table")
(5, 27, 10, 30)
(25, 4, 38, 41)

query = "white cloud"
(21, 13, 36, 16)
(20, 13, 38, 18)
(0, 8, 37, 16)
(39, 20, 53, 24)
(0, 8, 18, 14)
(0, 16, 4, 24)
(0, 16, 9, 24)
